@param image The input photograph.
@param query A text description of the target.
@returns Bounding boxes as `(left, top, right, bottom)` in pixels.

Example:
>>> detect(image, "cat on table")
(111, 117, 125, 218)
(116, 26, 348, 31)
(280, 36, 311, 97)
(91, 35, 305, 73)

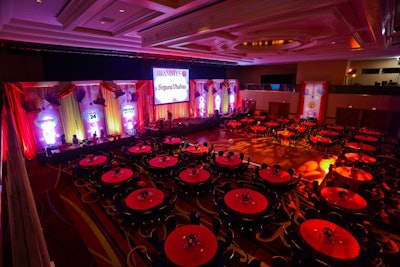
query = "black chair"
(212, 216, 222, 237)
(327, 211, 344, 226)
(271, 255, 289, 267)
(165, 214, 177, 234)
(304, 206, 319, 220)
(247, 258, 261, 267)
(190, 210, 201, 225)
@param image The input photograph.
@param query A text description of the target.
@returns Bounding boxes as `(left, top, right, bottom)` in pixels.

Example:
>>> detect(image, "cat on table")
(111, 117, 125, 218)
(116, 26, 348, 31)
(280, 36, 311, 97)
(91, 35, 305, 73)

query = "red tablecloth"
(227, 121, 242, 129)
(359, 128, 382, 136)
(224, 188, 268, 215)
(149, 156, 178, 168)
(215, 155, 242, 169)
(299, 219, 360, 260)
(101, 168, 133, 185)
(241, 118, 254, 124)
(344, 152, 376, 163)
(164, 225, 218, 267)
(259, 168, 291, 184)
(335, 166, 373, 181)
(327, 125, 344, 131)
(354, 135, 379, 142)
(319, 130, 340, 136)
(300, 121, 316, 127)
(163, 137, 182, 145)
(128, 145, 151, 154)
(125, 188, 164, 211)
(345, 142, 376, 152)
(288, 125, 307, 132)
(79, 155, 107, 167)
(250, 126, 266, 133)
(185, 146, 208, 155)
(277, 130, 295, 139)
(179, 168, 210, 183)
(266, 122, 279, 127)
(320, 187, 367, 211)
(310, 136, 332, 144)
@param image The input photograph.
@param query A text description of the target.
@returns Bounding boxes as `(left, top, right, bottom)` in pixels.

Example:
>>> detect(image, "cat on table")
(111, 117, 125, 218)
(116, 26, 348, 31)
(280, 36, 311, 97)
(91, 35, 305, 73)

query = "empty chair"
(328, 211, 344, 226)
(165, 215, 177, 234)
(247, 258, 261, 267)
(190, 210, 201, 225)
(271, 255, 289, 267)
(304, 206, 319, 220)
(212, 216, 222, 237)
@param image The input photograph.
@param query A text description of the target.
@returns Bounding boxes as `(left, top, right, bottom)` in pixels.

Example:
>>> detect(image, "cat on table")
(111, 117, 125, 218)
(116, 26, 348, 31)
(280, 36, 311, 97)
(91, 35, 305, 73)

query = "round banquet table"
(310, 136, 332, 144)
(259, 168, 291, 184)
(344, 152, 376, 163)
(224, 188, 268, 215)
(266, 122, 279, 127)
(300, 121, 316, 127)
(164, 224, 218, 267)
(185, 145, 208, 155)
(227, 121, 242, 129)
(299, 219, 360, 261)
(179, 168, 210, 184)
(215, 155, 242, 169)
(277, 130, 295, 139)
(128, 145, 151, 154)
(359, 128, 382, 136)
(79, 155, 107, 167)
(318, 130, 340, 136)
(320, 187, 367, 211)
(250, 125, 266, 133)
(354, 135, 379, 142)
(149, 156, 178, 169)
(327, 125, 344, 131)
(125, 187, 164, 211)
(163, 137, 182, 145)
(101, 168, 133, 185)
(335, 166, 373, 182)
(345, 142, 376, 152)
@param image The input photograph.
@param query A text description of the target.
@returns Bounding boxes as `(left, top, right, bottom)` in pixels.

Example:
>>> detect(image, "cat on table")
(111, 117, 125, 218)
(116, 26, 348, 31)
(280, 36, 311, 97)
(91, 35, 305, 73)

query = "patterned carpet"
(26, 126, 399, 267)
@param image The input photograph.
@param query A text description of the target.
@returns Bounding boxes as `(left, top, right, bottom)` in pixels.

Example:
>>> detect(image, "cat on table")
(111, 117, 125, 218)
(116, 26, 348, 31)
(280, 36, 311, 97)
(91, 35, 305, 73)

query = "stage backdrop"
(298, 81, 328, 124)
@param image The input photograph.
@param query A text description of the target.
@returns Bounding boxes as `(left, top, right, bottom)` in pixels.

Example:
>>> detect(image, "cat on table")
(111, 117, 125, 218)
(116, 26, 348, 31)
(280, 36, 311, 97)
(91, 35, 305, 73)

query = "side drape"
(103, 88, 122, 135)
(60, 94, 85, 142)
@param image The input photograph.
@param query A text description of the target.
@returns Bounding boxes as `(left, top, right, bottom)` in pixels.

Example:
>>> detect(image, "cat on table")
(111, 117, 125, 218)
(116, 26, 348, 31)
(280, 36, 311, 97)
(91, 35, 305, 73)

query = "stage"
(143, 116, 220, 138)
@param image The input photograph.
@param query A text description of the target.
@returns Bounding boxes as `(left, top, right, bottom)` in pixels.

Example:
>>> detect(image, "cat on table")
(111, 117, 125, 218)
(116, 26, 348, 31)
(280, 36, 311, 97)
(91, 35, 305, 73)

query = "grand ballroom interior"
(1, 0, 400, 267)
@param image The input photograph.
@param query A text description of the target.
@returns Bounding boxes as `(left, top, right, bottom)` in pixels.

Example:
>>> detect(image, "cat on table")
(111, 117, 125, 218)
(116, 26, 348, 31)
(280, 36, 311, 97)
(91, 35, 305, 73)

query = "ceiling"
(1, 0, 399, 66)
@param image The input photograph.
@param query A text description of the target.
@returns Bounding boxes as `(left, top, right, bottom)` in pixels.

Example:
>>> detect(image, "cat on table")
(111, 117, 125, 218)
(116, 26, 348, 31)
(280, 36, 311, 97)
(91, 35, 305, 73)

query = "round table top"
(299, 219, 360, 260)
(344, 152, 376, 163)
(149, 156, 178, 168)
(354, 135, 379, 142)
(215, 155, 242, 168)
(277, 130, 295, 138)
(288, 125, 307, 132)
(335, 166, 373, 181)
(128, 145, 152, 154)
(327, 125, 344, 131)
(320, 187, 367, 211)
(79, 155, 107, 167)
(301, 121, 317, 127)
(319, 130, 340, 136)
(163, 137, 182, 145)
(164, 224, 218, 267)
(185, 145, 208, 155)
(125, 187, 164, 211)
(179, 168, 210, 184)
(266, 122, 280, 127)
(250, 126, 266, 132)
(310, 136, 332, 144)
(359, 128, 382, 136)
(224, 188, 268, 215)
(227, 121, 242, 128)
(345, 142, 376, 152)
(101, 168, 133, 184)
(259, 168, 291, 184)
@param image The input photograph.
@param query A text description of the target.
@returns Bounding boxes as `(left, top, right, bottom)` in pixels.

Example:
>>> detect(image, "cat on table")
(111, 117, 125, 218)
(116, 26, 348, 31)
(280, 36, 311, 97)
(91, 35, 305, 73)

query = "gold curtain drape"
(103, 88, 122, 135)
(207, 87, 214, 116)
(60, 94, 85, 143)
(222, 88, 229, 114)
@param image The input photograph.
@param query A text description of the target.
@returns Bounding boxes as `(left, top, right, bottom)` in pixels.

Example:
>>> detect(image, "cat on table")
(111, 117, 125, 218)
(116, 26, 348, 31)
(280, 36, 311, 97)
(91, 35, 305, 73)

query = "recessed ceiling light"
(119, 9, 125, 13)
(36, 0, 42, 3)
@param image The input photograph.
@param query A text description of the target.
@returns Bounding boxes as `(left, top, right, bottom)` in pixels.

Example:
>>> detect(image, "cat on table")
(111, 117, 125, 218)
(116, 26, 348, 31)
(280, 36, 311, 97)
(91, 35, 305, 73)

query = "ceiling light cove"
(235, 39, 303, 52)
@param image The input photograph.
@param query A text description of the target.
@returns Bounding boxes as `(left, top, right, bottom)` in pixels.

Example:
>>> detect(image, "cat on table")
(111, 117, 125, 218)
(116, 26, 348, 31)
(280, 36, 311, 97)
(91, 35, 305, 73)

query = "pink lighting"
(348, 105, 352, 108)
